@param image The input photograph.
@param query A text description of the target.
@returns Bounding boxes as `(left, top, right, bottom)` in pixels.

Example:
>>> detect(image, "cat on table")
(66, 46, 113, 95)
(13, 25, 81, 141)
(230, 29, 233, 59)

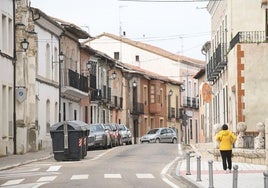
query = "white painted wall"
(35, 24, 60, 147)
(0, 0, 14, 155)
(88, 36, 184, 81)
(36, 25, 59, 82)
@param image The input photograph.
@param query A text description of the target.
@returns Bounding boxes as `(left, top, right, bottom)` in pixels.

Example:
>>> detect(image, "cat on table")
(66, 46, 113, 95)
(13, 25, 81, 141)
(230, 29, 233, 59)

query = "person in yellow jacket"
(216, 124, 237, 173)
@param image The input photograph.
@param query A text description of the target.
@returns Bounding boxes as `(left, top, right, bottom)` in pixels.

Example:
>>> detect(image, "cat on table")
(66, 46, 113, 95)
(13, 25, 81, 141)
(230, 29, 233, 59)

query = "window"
(160, 89, 163, 107)
(8, 18, 13, 54)
(53, 47, 58, 82)
(150, 85, 155, 103)
(63, 102, 66, 121)
(46, 44, 51, 78)
(135, 55, 140, 62)
(46, 99, 51, 134)
(2, 14, 7, 52)
(143, 86, 148, 105)
(74, 110, 77, 120)
(114, 52, 119, 60)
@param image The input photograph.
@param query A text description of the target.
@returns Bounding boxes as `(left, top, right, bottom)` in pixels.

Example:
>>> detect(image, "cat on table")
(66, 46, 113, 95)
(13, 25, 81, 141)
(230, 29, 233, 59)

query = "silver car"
(118, 124, 132, 145)
(87, 123, 111, 149)
(140, 128, 177, 144)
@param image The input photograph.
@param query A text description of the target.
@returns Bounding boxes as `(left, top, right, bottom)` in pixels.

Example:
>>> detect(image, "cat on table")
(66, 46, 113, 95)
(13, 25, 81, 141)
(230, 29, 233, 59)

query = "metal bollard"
(232, 165, 238, 188)
(196, 155, 201, 181)
(208, 160, 214, 188)
(263, 171, 268, 188)
(186, 152, 191, 175)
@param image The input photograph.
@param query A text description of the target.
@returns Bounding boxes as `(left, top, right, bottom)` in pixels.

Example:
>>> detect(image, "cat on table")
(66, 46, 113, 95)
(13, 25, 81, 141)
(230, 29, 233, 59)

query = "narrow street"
(0, 144, 197, 188)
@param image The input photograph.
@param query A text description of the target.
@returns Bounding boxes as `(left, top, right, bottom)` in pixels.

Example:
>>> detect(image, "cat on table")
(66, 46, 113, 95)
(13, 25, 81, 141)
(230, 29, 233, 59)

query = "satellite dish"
(201, 82, 212, 103)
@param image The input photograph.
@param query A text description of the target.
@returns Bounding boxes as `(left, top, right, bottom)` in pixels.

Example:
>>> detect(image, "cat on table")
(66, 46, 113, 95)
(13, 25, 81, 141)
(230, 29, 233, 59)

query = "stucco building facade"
(205, 0, 268, 145)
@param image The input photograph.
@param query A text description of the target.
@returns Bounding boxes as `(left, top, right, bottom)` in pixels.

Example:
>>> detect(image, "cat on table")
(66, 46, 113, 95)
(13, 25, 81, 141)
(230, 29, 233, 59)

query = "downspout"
(59, 43, 62, 122)
(13, 0, 17, 154)
(59, 32, 64, 122)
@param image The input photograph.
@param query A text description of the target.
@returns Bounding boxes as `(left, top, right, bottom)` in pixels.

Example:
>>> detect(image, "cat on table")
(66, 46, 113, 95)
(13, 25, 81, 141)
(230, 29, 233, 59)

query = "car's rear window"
(147, 129, 159, 134)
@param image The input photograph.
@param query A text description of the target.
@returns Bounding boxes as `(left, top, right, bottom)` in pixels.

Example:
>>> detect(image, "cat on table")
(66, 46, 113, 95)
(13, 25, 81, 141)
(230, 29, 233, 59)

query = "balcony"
(110, 96, 122, 109)
(207, 43, 227, 82)
(91, 89, 102, 101)
(131, 103, 144, 115)
(61, 69, 88, 101)
(91, 86, 112, 104)
(182, 96, 199, 109)
(229, 31, 266, 51)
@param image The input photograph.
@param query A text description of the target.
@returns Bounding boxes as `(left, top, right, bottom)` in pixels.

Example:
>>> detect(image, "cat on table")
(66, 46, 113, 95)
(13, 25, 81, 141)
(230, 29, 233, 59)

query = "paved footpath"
(0, 148, 53, 171)
(176, 144, 268, 188)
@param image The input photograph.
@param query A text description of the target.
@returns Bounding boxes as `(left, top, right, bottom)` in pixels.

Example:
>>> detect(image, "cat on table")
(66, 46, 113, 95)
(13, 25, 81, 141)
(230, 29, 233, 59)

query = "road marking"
(36, 176, 57, 182)
(161, 157, 181, 188)
(136, 173, 155, 179)
(104, 174, 122, 178)
(47, 166, 61, 172)
(71, 174, 89, 180)
(91, 148, 115, 161)
(1, 179, 24, 186)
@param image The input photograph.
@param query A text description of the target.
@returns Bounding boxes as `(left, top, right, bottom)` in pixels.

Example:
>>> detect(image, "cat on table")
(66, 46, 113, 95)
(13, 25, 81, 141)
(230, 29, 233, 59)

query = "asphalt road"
(0, 143, 197, 188)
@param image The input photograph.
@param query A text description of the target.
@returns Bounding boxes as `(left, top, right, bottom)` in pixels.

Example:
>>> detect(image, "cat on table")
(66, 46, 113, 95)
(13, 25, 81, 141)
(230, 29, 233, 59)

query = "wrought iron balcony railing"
(229, 31, 266, 51)
(62, 69, 88, 92)
(131, 103, 144, 115)
(182, 96, 199, 109)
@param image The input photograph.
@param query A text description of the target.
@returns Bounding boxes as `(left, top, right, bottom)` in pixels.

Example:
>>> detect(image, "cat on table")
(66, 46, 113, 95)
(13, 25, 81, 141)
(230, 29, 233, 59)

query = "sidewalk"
(0, 148, 53, 171)
(175, 144, 268, 188)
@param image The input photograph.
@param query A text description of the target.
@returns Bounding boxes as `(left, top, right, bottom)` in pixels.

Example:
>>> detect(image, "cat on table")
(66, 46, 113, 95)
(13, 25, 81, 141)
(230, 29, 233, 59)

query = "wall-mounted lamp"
(111, 71, 117, 80)
(86, 61, 91, 70)
(179, 84, 185, 92)
(59, 51, 64, 62)
(21, 38, 29, 51)
(168, 89, 173, 96)
(133, 80, 137, 87)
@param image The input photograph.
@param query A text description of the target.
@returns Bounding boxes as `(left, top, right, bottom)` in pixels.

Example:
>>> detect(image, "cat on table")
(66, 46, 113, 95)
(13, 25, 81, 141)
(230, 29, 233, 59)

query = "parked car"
(110, 123, 123, 146)
(87, 131, 96, 150)
(140, 128, 177, 144)
(104, 124, 117, 147)
(86, 123, 111, 149)
(118, 124, 132, 145)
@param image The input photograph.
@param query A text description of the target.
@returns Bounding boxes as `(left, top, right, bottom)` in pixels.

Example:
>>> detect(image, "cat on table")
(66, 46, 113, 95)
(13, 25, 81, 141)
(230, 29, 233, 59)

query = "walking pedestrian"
(216, 124, 237, 173)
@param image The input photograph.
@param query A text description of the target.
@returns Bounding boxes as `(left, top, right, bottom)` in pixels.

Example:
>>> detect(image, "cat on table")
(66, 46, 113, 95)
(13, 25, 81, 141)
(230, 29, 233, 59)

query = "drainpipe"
(59, 43, 62, 122)
(13, 0, 17, 154)
(59, 32, 64, 122)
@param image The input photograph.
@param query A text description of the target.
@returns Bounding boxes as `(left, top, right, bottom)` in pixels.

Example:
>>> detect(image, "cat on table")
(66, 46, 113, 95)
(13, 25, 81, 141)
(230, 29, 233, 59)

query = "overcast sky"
(30, 0, 211, 60)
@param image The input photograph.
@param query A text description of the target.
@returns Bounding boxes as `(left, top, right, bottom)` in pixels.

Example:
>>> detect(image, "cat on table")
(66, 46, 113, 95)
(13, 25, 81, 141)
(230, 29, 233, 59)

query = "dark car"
(87, 123, 110, 149)
(140, 127, 177, 144)
(118, 124, 132, 145)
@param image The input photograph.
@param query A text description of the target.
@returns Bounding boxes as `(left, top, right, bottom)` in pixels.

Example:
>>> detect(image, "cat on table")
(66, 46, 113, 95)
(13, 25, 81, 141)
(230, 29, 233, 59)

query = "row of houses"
(2, 0, 267, 156)
(0, 0, 203, 156)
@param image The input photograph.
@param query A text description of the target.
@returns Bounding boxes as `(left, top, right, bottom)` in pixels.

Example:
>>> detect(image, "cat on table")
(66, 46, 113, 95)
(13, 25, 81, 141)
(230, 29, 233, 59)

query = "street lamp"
(20, 38, 29, 51)
(59, 51, 64, 62)
(168, 89, 173, 96)
(86, 61, 92, 70)
(133, 80, 137, 87)
(179, 84, 185, 92)
(111, 71, 117, 80)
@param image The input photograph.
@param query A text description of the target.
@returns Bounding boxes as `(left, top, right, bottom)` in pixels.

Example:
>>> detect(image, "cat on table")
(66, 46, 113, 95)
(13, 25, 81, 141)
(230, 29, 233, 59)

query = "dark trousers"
(220, 150, 232, 170)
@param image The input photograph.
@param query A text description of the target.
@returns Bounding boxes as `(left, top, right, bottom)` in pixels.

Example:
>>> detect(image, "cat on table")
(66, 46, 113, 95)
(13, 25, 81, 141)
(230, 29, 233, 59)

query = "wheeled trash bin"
(50, 120, 89, 161)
